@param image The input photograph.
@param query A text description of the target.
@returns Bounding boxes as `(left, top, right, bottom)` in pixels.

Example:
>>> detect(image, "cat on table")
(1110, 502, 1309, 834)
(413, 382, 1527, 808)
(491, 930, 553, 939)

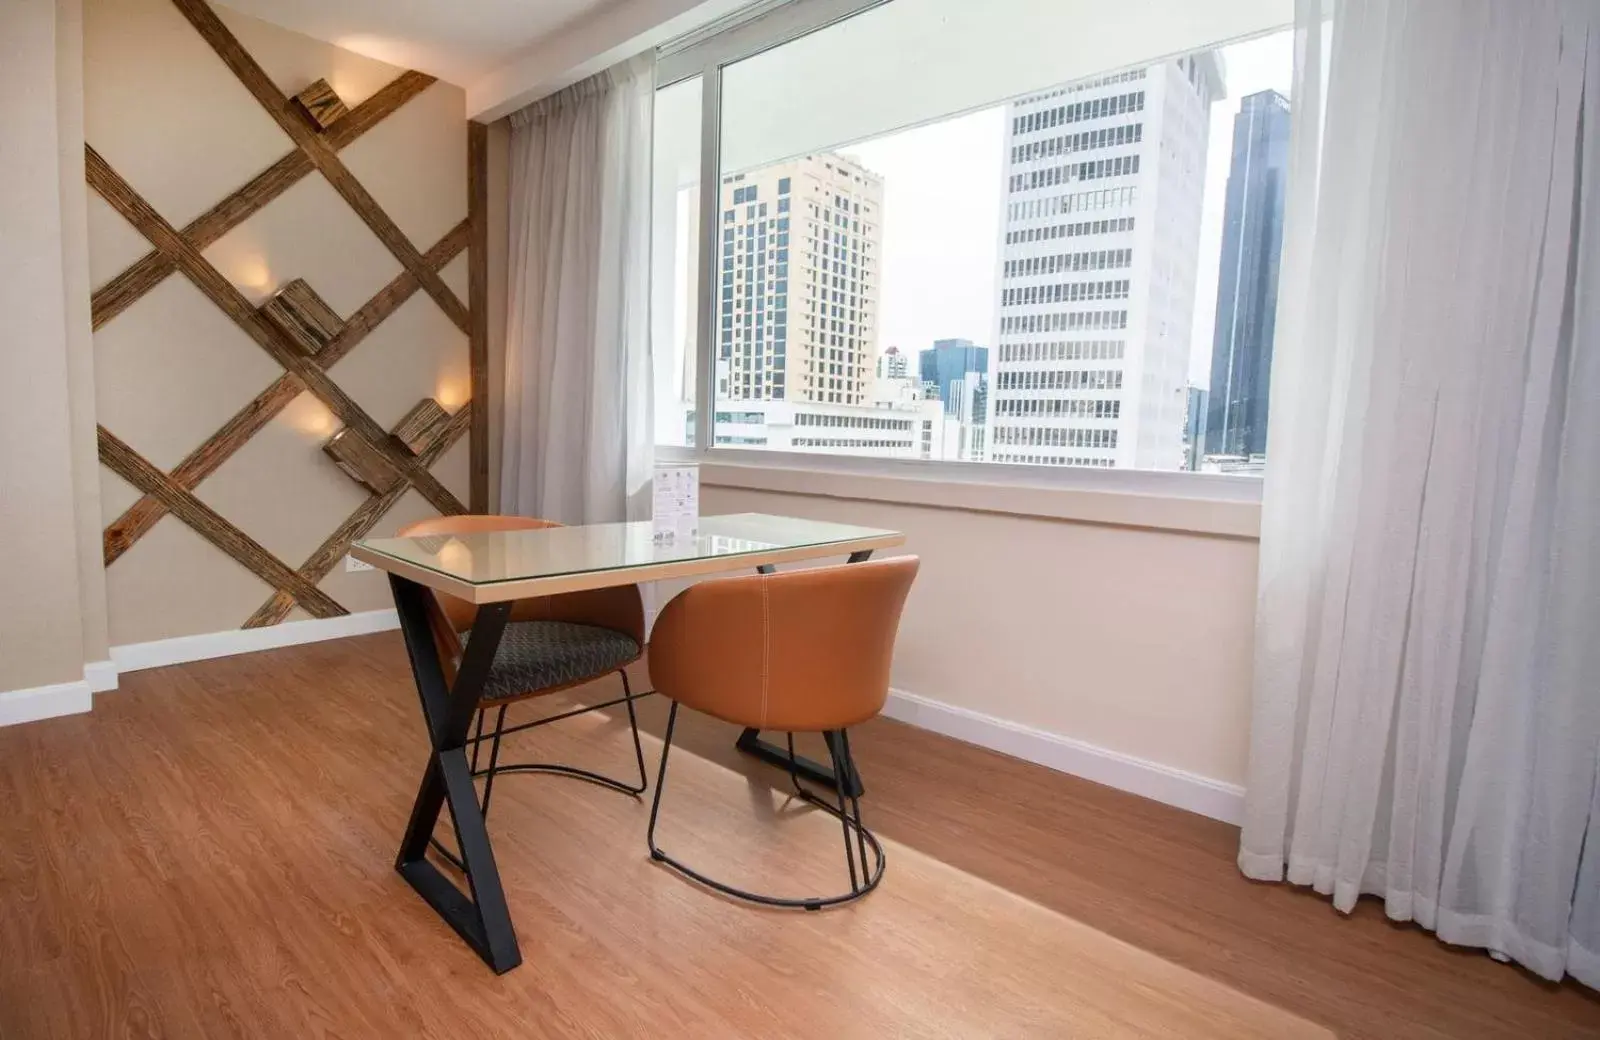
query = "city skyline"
(669, 31, 1297, 471)
(841, 32, 1293, 388)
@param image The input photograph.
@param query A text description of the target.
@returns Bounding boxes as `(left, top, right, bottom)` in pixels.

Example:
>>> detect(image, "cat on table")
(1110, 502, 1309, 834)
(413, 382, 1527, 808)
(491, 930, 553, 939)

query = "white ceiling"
(218, 0, 614, 87)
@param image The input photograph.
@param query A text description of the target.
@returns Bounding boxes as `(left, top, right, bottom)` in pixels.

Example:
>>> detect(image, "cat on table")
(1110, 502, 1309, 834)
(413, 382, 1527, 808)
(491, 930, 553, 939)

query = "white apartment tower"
(719, 153, 883, 406)
(989, 56, 1221, 469)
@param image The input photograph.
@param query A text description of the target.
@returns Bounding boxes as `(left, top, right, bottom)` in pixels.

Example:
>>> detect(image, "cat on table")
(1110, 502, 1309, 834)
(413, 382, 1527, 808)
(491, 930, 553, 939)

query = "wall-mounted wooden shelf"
(293, 78, 348, 130)
(261, 278, 342, 356)
(323, 428, 403, 494)
(392, 398, 452, 455)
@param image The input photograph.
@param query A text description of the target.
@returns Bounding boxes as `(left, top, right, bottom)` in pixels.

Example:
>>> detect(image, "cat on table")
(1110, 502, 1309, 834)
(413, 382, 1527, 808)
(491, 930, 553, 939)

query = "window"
(652, 0, 1296, 475)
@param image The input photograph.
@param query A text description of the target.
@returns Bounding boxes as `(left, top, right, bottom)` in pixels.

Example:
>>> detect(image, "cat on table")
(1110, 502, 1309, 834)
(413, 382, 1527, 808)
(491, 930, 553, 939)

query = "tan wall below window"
(697, 484, 1259, 788)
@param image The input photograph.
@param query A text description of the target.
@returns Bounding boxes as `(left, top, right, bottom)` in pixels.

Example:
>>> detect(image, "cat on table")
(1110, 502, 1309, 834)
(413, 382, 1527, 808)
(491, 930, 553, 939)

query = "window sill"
(659, 449, 1262, 539)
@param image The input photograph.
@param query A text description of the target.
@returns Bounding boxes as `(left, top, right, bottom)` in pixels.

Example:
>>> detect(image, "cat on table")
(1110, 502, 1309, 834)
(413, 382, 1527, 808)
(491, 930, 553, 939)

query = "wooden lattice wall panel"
(87, 0, 489, 635)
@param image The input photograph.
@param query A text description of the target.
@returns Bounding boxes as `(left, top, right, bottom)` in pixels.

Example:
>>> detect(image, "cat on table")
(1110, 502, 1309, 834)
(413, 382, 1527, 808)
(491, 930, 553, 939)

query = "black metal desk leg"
(735, 549, 875, 797)
(389, 575, 522, 974)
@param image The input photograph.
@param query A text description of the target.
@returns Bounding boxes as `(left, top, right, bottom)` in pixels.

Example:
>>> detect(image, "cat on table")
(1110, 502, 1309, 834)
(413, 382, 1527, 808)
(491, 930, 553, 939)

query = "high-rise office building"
(1206, 89, 1290, 459)
(719, 153, 883, 406)
(877, 345, 909, 379)
(990, 56, 1221, 469)
(919, 337, 989, 414)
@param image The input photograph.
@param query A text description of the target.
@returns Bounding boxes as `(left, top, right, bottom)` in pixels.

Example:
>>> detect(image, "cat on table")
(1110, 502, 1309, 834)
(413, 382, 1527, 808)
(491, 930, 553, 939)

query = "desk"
(351, 512, 906, 973)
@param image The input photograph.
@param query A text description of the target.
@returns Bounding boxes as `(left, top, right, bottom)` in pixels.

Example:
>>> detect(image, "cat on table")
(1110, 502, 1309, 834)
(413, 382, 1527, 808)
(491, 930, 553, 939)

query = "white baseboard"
(882, 688, 1245, 825)
(111, 609, 400, 674)
(0, 679, 92, 727)
(84, 659, 119, 693)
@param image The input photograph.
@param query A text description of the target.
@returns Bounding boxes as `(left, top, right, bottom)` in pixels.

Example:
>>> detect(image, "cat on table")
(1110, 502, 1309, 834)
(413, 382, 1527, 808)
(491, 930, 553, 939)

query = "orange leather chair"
(645, 555, 919, 909)
(397, 516, 649, 866)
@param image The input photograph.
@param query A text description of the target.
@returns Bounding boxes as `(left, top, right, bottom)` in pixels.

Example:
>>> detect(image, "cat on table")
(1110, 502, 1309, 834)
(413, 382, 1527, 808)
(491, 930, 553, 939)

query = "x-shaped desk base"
(389, 575, 522, 974)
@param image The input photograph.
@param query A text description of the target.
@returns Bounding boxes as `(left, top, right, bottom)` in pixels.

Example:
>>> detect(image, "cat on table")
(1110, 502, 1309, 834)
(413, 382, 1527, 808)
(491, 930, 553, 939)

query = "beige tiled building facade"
(718, 153, 883, 405)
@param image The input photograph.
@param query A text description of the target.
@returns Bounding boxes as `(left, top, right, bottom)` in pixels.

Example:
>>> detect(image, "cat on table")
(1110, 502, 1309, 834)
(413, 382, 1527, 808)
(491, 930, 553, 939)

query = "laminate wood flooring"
(0, 634, 1594, 1038)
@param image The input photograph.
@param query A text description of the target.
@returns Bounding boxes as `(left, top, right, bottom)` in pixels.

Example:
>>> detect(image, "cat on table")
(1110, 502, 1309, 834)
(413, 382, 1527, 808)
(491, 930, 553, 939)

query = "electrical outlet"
(345, 554, 374, 573)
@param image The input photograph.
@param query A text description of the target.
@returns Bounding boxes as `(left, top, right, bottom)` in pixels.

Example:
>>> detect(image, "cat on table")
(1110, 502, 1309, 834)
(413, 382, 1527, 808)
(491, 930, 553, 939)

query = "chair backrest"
(647, 556, 920, 732)
(394, 515, 645, 644)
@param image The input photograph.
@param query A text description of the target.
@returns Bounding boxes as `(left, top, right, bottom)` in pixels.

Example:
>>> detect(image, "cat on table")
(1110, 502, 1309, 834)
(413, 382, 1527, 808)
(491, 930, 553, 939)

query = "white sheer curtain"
(501, 54, 655, 524)
(1241, 0, 1599, 988)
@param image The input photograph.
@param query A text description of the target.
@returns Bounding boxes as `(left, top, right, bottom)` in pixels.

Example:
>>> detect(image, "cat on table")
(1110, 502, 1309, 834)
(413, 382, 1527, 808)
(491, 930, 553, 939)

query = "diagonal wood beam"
(171, 0, 470, 335)
(103, 375, 299, 566)
(101, 222, 469, 566)
(98, 427, 347, 619)
(321, 220, 469, 363)
(86, 145, 466, 521)
(244, 405, 472, 628)
(91, 71, 436, 331)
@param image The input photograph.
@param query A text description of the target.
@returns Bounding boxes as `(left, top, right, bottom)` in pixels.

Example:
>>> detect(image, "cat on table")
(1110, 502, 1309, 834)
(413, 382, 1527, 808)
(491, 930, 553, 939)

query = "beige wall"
(698, 485, 1260, 787)
(0, 0, 99, 694)
(59, 0, 112, 669)
(86, 0, 472, 645)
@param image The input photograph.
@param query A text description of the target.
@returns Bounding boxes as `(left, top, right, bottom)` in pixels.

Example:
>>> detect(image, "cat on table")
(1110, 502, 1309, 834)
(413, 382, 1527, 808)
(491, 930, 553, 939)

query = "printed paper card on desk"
(652, 463, 699, 542)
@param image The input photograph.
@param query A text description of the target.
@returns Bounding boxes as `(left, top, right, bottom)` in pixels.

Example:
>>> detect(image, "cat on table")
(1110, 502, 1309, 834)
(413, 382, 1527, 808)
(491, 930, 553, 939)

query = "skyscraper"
(990, 56, 1221, 469)
(919, 337, 989, 414)
(1206, 89, 1290, 459)
(719, 153, 883, 406)
(877, 345, 908, 379)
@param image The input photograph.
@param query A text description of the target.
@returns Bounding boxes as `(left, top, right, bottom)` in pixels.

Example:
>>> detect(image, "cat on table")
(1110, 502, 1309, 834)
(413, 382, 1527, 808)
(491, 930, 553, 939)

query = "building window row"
(993, 426, 1120, 449)
(1012, 90, 1145, 136)
(996, 368, 1124, 392)
(1002, 279, 1131, 307)
(1008, 186, 1138, 222)
(1001, 309, 1128, 334)
(999, 339, 1125, 363)
(1004, 249, 1133, 279)
(794, 413, 911, 432)
(1011, 122, 1144, 164)
(1006, 216, 1135, 245)
(991, 453, 1115, 468)
(714, 435, 769, 446)
(1008, 154, 1140, 194)
(791, 438, 912, 449)
(1016, 68, 1147, 107)
(994, 397, 1122, 419)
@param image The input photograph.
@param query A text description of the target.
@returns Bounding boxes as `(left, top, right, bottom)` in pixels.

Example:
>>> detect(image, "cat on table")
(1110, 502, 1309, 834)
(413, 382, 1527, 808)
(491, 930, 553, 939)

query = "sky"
(840, 31, 1294, 386)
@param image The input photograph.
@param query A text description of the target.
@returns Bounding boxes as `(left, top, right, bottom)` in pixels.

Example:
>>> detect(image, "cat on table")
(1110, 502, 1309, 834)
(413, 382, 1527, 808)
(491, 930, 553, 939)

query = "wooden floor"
(1, 635, 1596, 1038)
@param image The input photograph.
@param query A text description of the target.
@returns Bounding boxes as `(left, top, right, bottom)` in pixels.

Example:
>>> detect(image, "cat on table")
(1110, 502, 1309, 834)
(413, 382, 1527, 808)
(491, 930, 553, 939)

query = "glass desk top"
(351, 513, 905, 603)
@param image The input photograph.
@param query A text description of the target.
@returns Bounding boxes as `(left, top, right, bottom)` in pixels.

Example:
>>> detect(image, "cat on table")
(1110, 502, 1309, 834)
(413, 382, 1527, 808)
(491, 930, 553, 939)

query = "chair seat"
(463, 620, 640, 702)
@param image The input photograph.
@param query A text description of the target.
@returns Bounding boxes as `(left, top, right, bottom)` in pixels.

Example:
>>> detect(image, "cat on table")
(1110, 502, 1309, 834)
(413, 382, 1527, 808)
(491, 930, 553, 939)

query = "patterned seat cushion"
(462, 620, 640, 701)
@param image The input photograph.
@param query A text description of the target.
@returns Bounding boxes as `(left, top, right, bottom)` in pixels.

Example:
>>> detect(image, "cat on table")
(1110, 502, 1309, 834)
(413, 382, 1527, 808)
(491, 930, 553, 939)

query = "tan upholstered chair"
(645, 556, 920, 909)
(397, 516, 650, 869)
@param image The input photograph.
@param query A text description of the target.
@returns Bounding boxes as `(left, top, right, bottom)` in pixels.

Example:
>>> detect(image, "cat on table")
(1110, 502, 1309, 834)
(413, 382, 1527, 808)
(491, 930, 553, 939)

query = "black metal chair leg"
(474, 670, 649, 796)
(646, 701, 679, 862)
(621, 670, 649, 792)
(479, 704, 510, 819)
(648, 706, 886, 910)
(823, 731, 859, 893)
(470, 709, 487, 775)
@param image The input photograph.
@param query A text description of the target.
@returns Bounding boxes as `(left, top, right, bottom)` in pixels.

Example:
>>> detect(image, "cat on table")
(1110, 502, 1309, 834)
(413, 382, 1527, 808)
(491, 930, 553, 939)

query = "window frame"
(654, 0, 1273, 519)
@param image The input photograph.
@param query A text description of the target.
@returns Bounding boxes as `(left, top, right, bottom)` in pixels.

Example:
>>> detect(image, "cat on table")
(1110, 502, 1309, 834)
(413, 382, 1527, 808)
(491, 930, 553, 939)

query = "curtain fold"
(501, 54, 655, 525)
(1241, 0, 1599, 988)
